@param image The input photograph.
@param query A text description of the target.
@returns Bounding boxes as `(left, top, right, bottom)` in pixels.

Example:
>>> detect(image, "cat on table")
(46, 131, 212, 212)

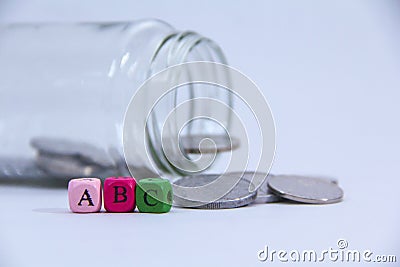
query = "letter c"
(144, 189, 158, 206)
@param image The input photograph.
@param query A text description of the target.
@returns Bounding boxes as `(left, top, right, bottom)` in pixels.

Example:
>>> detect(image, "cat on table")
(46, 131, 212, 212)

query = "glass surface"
(0, 20, 231, 182)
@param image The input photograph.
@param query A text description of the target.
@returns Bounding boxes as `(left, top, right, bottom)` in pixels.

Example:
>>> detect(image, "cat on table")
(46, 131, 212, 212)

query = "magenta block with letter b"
(104, 177, 137, 212)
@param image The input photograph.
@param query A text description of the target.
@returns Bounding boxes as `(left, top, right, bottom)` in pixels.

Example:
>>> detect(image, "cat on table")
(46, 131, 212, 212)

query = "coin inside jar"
(30, 137, 113, 168)
(178, 135, 240, 154)
(35, 153, 109, 177)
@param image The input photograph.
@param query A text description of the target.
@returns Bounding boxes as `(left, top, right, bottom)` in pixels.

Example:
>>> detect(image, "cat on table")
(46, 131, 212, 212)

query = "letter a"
(78, 189, 95, 206)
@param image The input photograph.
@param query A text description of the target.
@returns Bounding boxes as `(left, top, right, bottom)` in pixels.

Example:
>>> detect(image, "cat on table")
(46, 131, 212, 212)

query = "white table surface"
(0, 1, 399, 266)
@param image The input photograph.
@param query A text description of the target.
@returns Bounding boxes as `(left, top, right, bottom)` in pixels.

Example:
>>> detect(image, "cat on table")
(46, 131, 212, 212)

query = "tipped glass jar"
(0, 19, 235, 183)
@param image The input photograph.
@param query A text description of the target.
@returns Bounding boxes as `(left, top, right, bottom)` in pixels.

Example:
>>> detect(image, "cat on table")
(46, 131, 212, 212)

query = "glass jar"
(0, 19, 233, 183)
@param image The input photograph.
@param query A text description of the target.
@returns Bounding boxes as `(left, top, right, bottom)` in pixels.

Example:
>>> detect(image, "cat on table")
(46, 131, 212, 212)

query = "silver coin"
(254, 192, 281, 204)
(320, 176, 338, 185)
(0, 157, 49, 180)
(257, 173, 337, 195)
(30, 137, 113, 167)
(35, 153, 109, 177)
(226, 171, 270, 192)
(173, 173, 256, 209)
(267, 175, 344, 204)
(178, 135, 240, 154)
(183, 171, 280, 204)
(296, 174, 338, 185)
(232, 172, 281, 204)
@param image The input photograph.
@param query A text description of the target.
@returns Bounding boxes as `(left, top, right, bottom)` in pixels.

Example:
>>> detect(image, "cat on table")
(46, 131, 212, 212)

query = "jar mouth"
(148, 31, 228, 74)
(144, 31, 233, 178)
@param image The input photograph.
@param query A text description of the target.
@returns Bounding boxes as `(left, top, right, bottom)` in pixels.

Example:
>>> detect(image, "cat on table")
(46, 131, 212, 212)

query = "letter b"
(104, 177, 136, 212)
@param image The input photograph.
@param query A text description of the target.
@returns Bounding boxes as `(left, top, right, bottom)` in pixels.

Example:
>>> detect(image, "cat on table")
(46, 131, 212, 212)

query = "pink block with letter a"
(68, 178, 102, 213)
(104, 177, 136, 213)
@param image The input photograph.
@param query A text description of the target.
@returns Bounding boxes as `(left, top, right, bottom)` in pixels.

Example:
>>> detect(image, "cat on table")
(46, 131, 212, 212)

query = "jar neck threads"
(149, 31, 227, 76)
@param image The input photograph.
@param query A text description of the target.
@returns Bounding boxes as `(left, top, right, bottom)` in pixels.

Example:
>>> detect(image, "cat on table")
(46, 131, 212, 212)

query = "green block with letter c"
(136, 178, 173, 213)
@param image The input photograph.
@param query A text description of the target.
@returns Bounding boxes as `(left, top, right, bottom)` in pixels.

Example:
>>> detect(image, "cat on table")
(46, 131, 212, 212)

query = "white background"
(0, 1, 399, 266)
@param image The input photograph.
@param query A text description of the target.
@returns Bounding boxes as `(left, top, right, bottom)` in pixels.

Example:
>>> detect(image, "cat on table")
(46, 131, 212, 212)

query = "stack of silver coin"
(173, 172, 344, 209)
(172, 135, 343, 208)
